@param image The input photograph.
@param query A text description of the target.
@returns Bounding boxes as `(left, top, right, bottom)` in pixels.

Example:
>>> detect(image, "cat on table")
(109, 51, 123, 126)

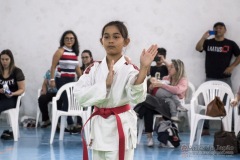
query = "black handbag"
(237, 131, 240, 153)
(213, 120, 238, 154)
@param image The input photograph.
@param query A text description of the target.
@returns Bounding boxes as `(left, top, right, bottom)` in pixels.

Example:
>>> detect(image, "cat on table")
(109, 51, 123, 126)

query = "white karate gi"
(73, 56, 147, 159)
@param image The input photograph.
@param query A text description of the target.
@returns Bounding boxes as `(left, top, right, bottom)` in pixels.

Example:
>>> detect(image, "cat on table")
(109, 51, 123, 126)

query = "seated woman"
(38, 69, 61, 128)
(137, 59, 188, 147)
(0, 49, 25, 140)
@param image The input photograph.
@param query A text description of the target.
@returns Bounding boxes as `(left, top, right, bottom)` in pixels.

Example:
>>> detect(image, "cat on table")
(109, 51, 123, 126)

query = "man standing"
(196, 22, 240, 135)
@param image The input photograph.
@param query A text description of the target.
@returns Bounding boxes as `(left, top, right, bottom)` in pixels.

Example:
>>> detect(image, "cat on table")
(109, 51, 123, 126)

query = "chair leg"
(59, 116, 67, 141)
(189, 117, 198, 147)
(35, 108, 41, 128)
(8, 110, 19, 141)
(50, 113, 59, 144)
(195, 119, 204, 145)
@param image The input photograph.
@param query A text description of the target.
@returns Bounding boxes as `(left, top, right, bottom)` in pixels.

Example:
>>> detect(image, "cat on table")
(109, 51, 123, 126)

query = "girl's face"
(168, 63, 176, 76)
(64, 33, 75, 48)
(101, 25, 127, 56)
(0, 54, 11, 69)
(81, 52, 92, 66)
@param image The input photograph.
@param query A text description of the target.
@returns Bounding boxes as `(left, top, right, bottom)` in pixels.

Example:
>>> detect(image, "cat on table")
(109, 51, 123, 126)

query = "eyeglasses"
(64, 37, 75, 42)
(81, 56, 90, 59)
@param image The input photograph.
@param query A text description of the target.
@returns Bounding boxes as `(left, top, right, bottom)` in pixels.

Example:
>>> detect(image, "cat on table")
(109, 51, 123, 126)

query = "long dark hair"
(81, 50, 93, 71)
(59, 30, 80, 56)
(0, 49, 16, 75)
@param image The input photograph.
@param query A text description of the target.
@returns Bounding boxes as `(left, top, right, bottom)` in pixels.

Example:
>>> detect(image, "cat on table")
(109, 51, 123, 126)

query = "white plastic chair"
(189, 81, 234, 147)
(234, 103, 240, 136)
(137, 82, 195, 144)
(178, 81, 196, 129)
(35, 89, 52, 128)
(49, 82, 92, 144)
(2, 92, 25, 141)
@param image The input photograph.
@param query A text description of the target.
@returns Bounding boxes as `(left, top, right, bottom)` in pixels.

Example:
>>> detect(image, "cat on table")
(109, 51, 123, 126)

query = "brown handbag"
(206, 96, 226, 117)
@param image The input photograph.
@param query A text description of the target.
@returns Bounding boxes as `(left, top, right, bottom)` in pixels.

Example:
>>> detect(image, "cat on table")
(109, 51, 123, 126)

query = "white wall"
(1, 0, 240, 117)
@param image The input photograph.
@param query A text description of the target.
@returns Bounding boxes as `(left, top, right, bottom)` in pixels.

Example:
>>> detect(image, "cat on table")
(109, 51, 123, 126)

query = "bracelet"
(50, 79, 55, 81)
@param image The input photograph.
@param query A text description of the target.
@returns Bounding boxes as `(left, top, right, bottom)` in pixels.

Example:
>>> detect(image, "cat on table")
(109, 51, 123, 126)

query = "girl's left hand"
(140, 45, 158, 68)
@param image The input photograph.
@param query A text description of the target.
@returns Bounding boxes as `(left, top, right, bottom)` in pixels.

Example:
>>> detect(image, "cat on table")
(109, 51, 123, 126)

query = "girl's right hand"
(106, 60, 114, 89)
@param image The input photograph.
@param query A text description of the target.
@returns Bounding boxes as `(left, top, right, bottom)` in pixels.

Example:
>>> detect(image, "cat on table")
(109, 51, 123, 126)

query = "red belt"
(81, 104, 131, 160)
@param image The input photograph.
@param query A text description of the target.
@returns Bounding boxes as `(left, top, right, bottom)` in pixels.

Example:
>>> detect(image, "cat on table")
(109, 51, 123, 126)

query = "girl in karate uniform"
(73, 21, 157, 160)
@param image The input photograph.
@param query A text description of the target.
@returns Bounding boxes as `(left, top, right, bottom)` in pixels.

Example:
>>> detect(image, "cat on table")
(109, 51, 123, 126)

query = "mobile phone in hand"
(209, 30, 216, 35)
(154, 56, 161, 62)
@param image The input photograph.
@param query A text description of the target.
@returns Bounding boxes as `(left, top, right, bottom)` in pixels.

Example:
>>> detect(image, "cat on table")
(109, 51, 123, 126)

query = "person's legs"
(155, 89, 186, 112)
(143, 107, 158, 146)
(38, 93, 55, 122)
(164, 98, 178, 120)
(0, 97, 17, 113)
(0, 97, 17, 135)
(155, 88, 174, 99)
(93, 149, 134, 160)
(92, 150, 105, 160)
(55, 77, 74, 126)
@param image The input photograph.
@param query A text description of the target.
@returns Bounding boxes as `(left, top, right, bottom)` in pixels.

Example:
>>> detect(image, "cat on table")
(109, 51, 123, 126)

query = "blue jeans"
(55, 77, 75, 125)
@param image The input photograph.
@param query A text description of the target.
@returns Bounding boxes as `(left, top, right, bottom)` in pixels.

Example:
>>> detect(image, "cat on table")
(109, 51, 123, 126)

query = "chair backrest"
(202, 80, 232, 90)
(54, 82, 84, 112)
(16, 92, 25, 111)
(184, 81, 196, 104)
(191, 81, 234, 114)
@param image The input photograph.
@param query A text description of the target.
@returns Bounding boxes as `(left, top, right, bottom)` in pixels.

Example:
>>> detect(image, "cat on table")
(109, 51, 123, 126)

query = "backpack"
(155, 120, 181, 148)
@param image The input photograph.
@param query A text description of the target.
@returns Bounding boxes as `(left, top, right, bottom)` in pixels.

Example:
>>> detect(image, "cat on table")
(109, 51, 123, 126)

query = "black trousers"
(38, 92, 61, 121)
(138, 106, 158, 133)
(0, 96, 17, 113)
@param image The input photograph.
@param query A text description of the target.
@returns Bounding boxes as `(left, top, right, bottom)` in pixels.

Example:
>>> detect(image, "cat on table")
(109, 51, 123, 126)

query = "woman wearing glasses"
(49, 30, 82, 132)
(80, 50, 94, 72)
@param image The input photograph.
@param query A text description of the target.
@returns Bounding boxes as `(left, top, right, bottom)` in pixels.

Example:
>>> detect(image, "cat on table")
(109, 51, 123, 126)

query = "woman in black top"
(0, 49, 25, 139)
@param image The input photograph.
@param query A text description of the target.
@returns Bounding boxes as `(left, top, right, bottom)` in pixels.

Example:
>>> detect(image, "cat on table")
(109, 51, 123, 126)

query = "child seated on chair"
(148, 59, 188, 122)
(230, 86, 240, 107)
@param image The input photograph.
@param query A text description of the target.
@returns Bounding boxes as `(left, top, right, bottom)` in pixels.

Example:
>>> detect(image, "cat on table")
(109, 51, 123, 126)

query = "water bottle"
(155, 72, 161, 81)
(3, 82, 11, 95)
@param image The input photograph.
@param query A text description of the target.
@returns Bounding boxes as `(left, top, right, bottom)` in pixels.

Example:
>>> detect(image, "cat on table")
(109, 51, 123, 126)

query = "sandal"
(1, 130, 13, 140)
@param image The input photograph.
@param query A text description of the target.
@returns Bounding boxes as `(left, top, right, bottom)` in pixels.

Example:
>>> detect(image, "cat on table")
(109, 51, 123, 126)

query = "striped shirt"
(57, 46, 79, 78)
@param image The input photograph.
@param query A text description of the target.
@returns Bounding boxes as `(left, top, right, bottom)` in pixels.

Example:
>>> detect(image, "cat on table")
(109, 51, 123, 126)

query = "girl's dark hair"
(81, 50, 94, 71)
(0, 49, 16, 75)
(101, 21, 129, 39)
(59, 30, 80, 56)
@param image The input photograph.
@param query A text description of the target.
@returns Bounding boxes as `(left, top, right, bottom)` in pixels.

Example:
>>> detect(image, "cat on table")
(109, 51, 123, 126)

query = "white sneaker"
(171, 116, 180, 122)
(147, 137, 154, 147)
(159, 141, 174, 148)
